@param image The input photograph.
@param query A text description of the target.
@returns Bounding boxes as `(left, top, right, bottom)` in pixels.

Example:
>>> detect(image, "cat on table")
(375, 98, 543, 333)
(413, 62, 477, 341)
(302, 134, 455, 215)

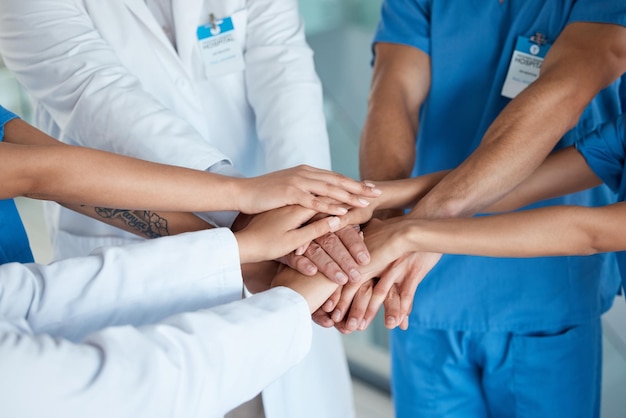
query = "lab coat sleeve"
(0, 287, 313, 418)
(0, 0, 228, 171)
(244, 0, 332, 171)
(0, 228, 244, 342)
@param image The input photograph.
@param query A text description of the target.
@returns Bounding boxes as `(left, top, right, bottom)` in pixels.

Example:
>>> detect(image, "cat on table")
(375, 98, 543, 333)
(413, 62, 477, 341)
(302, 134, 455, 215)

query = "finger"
(330, 282, 360, 323)
(301, 166, 382, 198)
(278, 253, 318, 276)
(303, 240, 349, 285)
(312, 308, 335, 328)
(295, 241, 312, 256)
(305, 185, 373, 211)
(383, 284, 403, 329)
(321, 287, 342, 313)
(362, 260, 401, 325)
(335, 225, 370, 269)
(334, 321, 357, 335)
(398, 274, 422, 322)
(289, 175, 380, 215)
(344, 281, 374, 332)
(399, 315, 410, 331)
(397, 252, 441, 319)
(291, 215, 342, 246)
(314, 231, 362, 282)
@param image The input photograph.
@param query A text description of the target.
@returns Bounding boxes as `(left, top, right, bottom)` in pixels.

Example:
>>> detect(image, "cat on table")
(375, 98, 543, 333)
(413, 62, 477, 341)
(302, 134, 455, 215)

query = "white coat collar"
(171, 0, 205, 72)
(122, 0, 181, 61)
(123, 0, 205, 75)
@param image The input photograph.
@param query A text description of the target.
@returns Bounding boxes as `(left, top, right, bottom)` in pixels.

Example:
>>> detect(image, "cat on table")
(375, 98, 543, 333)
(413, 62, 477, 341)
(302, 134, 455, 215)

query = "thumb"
(288, 216, 340, 250)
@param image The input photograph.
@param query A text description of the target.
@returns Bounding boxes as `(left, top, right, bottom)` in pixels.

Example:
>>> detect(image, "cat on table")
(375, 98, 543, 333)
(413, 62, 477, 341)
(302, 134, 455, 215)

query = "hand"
(334, 251, 441, 333)
(234, 205, 345, 264)
(319, 218, 440, 332)
(278, 225, 370, 284)
(271, 265, 339, 313)
(238, 165, 382, 216)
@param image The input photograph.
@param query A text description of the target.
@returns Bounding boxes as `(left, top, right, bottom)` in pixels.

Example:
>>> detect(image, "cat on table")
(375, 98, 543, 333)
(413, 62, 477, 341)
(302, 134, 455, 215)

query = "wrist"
(272, 268, 339, 313)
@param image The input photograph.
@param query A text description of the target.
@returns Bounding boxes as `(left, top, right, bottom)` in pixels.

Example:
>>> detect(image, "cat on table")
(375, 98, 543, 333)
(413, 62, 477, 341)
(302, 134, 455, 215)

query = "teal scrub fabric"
(0, 105, 34, 264)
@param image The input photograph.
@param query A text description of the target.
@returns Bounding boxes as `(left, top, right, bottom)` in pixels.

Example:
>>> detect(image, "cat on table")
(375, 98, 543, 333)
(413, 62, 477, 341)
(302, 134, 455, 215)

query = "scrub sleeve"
(0, 105, 34, 264)
(576, 114, 626, 295)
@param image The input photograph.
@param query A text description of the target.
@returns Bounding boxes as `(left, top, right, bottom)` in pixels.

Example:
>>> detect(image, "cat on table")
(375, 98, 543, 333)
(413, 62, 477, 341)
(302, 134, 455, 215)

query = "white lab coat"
(0, 228, 315, 418)
(0, 1, 353, 417)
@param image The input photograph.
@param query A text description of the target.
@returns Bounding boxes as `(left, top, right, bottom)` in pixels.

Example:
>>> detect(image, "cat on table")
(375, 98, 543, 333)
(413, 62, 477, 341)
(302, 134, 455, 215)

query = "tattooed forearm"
(95, 208, 170, 238)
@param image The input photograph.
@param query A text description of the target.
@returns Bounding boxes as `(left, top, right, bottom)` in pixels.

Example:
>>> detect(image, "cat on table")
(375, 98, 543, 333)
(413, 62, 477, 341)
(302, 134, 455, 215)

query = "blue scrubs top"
(0, 105, 34, 264)
(576, 115, 626, 296)
(374, 0, 626, 331)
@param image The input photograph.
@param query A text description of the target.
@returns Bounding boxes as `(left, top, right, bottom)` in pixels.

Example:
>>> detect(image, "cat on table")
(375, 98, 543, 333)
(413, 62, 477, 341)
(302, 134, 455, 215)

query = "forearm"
(359, 101, 417, 183)
(413, 22, 626, 219)
(485, 146, 602, 213)
(4, 143, 242, 213)
(359, 44, 430, 184)
(374, 172, 448, 212)
(272, 267, 339, 313)
(61, 203, 213, 239)
(404, 202, 626, 257)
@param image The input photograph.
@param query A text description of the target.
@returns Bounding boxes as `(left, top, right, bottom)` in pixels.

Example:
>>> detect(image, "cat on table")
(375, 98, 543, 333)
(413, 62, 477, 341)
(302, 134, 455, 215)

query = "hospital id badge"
(197, 16, 245, 78)
(501, 35, 551, 99)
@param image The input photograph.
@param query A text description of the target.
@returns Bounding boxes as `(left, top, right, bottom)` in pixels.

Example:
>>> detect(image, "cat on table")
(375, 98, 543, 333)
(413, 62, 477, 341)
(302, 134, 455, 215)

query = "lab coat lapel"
(172, 0, 205, 72)
(122, 0, 181, 63)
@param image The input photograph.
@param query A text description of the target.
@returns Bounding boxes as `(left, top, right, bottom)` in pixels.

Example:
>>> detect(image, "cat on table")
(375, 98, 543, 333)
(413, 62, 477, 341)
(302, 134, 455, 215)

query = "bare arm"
(359, 43, 431, 218)
(387, 201, 626, 258)
(413, 22, 626, 219)
(487, 146, 602, 212)
(1, 118, 380, 215)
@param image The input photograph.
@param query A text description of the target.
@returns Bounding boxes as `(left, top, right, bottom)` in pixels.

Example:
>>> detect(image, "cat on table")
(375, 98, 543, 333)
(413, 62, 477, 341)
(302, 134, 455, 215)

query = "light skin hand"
(330, 145, 604, 331)
(234, 205, 344, 264)
(1, 119, 383, 219)
(271, 265, 340, 314)
(279, 225, 371, 285)
(281, 174, 448, 284)
(312, 219, 418, 330)
(237, 165, 381, 216)
(315, 219, 440, 333)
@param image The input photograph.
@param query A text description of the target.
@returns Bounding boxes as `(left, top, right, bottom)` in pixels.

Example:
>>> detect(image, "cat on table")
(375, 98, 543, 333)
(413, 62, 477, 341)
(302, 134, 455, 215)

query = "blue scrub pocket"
(512, 319, 602, 418)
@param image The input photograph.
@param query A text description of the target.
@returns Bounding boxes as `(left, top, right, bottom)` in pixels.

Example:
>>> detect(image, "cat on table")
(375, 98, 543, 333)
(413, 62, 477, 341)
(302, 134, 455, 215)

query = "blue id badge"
(501, 35, 551, 99)
(197, 16, 245, 77)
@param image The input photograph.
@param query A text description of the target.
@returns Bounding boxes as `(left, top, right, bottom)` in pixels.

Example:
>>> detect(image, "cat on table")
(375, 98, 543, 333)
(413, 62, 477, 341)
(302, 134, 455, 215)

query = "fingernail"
(349, 269, 361, 282)
(331, 309, 342, 322)
(357, 253, 369, 264)
(334, 272, 348, 284)
(306, 265, 317, 275)
(358, 198, 371, 206)
(323, 300, 334, 312)
(327, 216, 341, 231)
(371, 188, 383, 196)
(364, 182, 376, 188)
(337, 207, 348, 215)
(347, 318, 358, 330)
(385, 316, 396, 327)
(359, 319, 368, 330)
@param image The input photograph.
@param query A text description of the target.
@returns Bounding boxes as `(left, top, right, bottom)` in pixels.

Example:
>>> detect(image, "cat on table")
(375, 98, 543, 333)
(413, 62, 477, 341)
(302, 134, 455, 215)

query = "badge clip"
(529, 32, 548, 46)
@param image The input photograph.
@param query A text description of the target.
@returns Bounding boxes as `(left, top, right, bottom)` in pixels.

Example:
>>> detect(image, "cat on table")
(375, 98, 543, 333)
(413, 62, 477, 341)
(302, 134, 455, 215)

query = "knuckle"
(317, 233, 338, 248)
(294, 257, 311, 270)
